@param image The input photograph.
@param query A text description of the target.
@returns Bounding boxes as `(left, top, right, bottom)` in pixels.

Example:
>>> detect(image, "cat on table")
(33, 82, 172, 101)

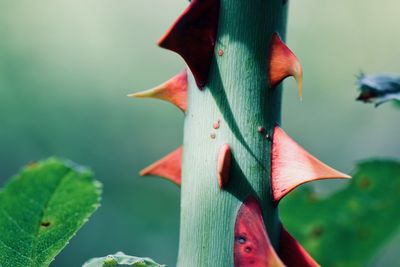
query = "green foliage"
(0, 158, 102, 267)
(280, 160, 400, 267)
(83, 252, 165, 267)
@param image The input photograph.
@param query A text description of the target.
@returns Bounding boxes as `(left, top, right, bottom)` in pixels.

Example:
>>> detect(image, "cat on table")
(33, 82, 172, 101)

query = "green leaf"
(280, 160, 400, 267)
(82, 252, 165, 267)
(0, 158, 102, 267)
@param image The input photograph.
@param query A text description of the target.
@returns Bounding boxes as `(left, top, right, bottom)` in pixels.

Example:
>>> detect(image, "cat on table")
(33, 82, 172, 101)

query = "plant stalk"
(178, 1, 288, 266)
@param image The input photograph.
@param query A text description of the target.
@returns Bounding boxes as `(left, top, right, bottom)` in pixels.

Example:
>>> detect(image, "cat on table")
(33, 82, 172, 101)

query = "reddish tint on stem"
(217, 144, 231, 188)
(158, 0, 220, 89)
(140, 146, 183, 185)
(279, 225, 320, 267)
(213, 119, 221, 129)
(129, 70, 188, 112)
(234, 197, 284, 267)
(271, 127, 351, 202)
(269, 33, 303, 98)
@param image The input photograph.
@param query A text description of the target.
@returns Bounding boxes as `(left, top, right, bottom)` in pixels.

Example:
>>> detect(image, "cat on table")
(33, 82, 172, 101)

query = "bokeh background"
(1, 0, 399, 266)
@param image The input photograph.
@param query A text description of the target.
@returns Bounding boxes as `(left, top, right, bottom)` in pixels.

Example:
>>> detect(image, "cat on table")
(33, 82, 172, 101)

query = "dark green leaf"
(83, 252, 165, 267)
(280, 160, 400, 267)
(0, 158, 102, 267)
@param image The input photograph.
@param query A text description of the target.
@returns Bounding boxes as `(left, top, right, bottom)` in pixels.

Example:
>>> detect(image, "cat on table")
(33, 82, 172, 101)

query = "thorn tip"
(269, 33, 303, 99)
(128, 70, 188, 112)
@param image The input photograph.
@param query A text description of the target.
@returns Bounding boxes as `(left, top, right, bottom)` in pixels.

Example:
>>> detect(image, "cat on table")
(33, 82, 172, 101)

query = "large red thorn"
(217, 144, 232, 188)
(279, 225, 320, 267)
(234, 197, 284, 267)
(140, 146, 182, 186)
(128, 70, 188, 112)
(269, 33, 303, 98)
(158, 0, 220, 89)
(272, 127, 351, 202)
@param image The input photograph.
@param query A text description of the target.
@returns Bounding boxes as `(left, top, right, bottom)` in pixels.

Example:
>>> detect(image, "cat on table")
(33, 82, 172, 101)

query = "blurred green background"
(0, 1, 399, 266)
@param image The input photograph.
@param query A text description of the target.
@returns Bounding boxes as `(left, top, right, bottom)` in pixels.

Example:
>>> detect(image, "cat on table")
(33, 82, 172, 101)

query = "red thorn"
(158, 0, 220, 89)
(234, 197, 284, 267)
(140, 146, 182, 186)
(269, 33, 303, 98)
(217, 144, 231, 188)
(271, 127, 351, 202)
(128, 70, 188, 112)
(279, 225, 320, 267)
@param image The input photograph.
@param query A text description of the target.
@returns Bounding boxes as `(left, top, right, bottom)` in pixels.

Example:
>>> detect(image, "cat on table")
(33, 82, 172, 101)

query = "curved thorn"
(129, 70, 188, 112)
(140, 146, 182, 186)
(271, 126, 351, 202)
(269, 33, 303, 99)
(158, 0, 220, 89)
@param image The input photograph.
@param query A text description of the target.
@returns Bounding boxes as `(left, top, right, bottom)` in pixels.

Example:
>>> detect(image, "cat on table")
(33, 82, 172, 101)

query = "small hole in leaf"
(41, 221, 51, 227)
(245, 246, 252, 253)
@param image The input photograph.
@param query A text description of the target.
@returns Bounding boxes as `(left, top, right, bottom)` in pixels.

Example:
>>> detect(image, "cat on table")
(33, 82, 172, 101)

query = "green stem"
(178, 1, 288, 266)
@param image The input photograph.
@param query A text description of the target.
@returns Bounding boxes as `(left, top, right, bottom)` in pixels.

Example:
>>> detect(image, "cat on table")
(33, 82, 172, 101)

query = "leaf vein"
(0, 237, 33, 263)
(0, 209, 35, 239)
